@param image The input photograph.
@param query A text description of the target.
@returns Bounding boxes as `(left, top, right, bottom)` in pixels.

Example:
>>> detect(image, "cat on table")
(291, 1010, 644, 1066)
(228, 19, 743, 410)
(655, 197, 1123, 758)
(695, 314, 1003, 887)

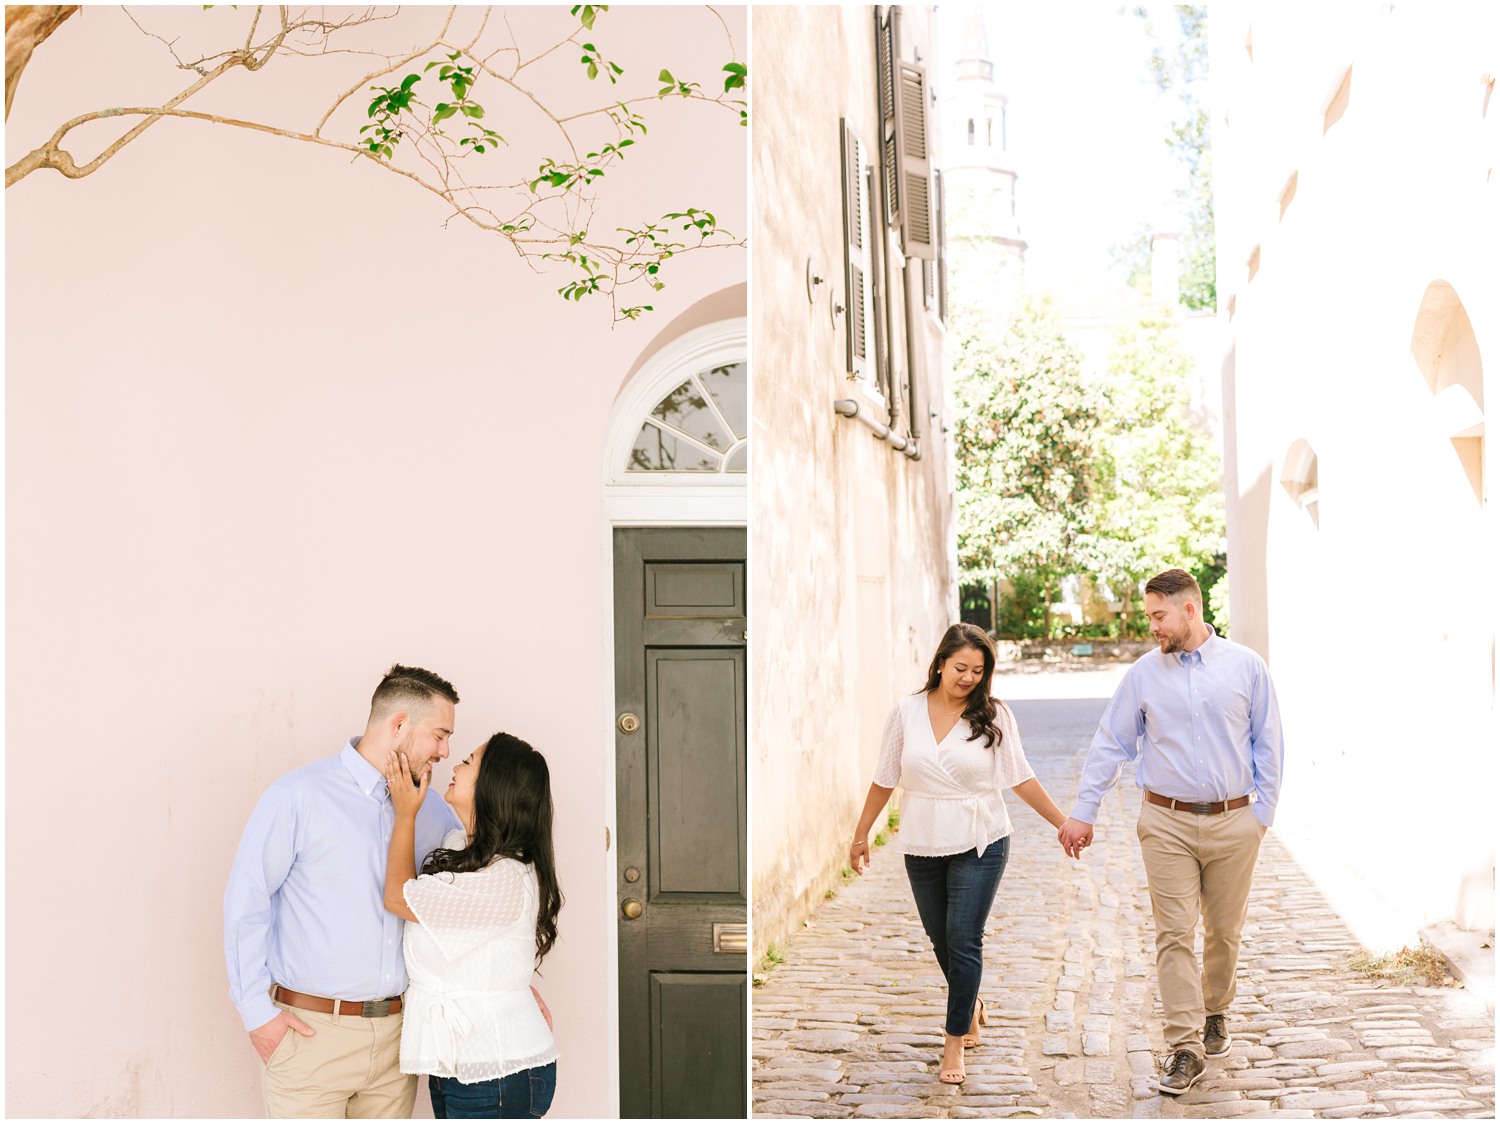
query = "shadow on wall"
(615, 283, 748, 401)
(1457, 865, 1496, 933)
(1223, 340, 1271, 659)
(1410, 279, 1485, 507)
(1232, 470, 1273, 660)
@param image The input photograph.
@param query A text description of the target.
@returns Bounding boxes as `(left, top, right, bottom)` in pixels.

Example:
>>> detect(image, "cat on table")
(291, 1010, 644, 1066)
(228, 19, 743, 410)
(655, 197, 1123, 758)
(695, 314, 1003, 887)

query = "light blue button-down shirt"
(224, 740, 461, 1032)
(1071, 630, 1284, 829)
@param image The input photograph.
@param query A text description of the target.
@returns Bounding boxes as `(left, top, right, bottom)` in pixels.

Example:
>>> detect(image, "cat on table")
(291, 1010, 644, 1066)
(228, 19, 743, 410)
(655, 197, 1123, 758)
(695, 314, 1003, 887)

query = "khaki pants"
(1137, 800, 1263, 1059)
(261, 997, 417, 1119)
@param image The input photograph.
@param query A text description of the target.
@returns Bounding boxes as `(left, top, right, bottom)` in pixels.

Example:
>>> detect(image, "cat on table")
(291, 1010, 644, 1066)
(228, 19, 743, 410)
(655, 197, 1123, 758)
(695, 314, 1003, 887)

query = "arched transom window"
(627, 362, 747, 474)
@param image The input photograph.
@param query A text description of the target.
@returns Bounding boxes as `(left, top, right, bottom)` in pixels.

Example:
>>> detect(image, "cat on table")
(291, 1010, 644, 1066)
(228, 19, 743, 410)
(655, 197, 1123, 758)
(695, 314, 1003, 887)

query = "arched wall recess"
(1280, 439, 1320, 528)
(1410, 281, 1485, 505)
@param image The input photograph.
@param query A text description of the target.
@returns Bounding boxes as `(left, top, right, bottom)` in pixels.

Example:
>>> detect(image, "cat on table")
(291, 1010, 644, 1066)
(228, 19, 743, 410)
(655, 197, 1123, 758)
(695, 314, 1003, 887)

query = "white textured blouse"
(873, 693, 1036, 857)
(399, 829, 559, 1083)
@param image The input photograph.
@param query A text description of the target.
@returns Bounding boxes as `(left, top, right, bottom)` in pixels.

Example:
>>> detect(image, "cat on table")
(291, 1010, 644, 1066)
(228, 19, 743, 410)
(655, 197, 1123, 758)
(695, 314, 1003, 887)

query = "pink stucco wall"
(5, 6, 746, 1116)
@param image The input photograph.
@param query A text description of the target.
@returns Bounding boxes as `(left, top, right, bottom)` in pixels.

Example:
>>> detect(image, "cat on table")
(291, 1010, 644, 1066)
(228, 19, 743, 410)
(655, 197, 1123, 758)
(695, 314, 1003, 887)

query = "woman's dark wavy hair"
(918, 623, 1004, 748)
(421, 732, 563, 965)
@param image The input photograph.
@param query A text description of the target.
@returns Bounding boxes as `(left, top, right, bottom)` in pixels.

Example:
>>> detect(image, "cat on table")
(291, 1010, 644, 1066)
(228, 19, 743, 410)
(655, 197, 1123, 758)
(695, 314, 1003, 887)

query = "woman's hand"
(384, 751, 428, 820)
(532, 986, 553, 1031)
(849, 836, 871, 875)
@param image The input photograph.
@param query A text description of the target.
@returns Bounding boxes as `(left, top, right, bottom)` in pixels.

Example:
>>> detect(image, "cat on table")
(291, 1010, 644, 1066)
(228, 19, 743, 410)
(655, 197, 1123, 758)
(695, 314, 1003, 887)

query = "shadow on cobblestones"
(752, 691, 1496, 1120)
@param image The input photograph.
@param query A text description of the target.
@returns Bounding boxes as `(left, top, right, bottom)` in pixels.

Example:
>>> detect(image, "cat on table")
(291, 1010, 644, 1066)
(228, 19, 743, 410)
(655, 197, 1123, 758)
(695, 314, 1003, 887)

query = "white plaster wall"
(4, 6, 746, 1116)
(1211, 0, 1498, 942)
(749, 4, 958, 958)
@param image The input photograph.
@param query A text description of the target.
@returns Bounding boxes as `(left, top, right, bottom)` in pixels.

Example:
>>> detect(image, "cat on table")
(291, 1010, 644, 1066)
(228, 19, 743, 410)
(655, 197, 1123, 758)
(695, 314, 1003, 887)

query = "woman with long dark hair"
(849, 623, 1070, 1085)
(383, 732, 563, 1118)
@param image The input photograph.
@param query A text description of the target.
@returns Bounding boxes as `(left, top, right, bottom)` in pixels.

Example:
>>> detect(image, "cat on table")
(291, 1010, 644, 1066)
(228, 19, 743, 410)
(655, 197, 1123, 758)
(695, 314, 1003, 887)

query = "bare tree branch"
(6, 4, 746, 320)
(6, 5, 79, 120)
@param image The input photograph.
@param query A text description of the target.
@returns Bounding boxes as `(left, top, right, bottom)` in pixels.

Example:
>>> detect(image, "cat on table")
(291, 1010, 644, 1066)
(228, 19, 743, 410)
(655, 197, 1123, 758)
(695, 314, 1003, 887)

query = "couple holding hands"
(850, 569, 1284, 1093)
(225, 665, 561, 1119)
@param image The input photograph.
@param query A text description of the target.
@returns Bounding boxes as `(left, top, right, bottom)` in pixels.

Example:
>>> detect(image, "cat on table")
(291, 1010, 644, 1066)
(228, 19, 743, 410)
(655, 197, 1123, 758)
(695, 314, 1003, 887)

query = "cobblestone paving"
(752, 694, 1495, 1119)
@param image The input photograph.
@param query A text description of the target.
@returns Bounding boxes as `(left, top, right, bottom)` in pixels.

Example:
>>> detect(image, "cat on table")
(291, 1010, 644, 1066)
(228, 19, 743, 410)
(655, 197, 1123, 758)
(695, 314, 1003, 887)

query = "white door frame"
(598, 318, 747, 1115)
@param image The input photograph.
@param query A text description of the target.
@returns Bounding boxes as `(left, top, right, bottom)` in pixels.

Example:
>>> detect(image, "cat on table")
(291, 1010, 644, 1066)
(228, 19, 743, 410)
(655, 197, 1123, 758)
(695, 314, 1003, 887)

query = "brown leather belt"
(1145, 791, 1251, 815)
(272, 985, 402, 1018)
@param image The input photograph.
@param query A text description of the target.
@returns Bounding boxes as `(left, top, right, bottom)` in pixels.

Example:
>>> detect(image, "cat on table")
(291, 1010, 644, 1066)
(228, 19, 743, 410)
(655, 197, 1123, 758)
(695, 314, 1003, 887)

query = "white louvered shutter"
(875, 8, 897, 230)
(894, 60, 936, 261)
(840, 121, 870, 380)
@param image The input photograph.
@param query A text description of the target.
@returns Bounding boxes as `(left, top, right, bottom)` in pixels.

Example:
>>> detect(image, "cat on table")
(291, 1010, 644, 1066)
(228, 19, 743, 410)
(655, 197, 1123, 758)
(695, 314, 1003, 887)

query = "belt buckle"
(360, 999, 392, 1018)
(1190, 801, 1213, 815)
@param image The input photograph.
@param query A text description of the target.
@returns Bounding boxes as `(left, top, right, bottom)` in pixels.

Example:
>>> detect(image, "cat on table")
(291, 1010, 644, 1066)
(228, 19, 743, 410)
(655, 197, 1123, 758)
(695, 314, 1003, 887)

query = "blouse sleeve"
(872, 699, 906, 788)
(992, 700, 1036, 790)
(402, 860, 532, 962)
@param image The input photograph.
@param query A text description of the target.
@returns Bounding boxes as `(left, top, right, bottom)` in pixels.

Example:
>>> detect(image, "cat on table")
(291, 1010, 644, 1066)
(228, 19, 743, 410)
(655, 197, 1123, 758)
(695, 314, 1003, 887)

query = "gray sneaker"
(1158, 1050, 1206, 1095)
(1204, 1014, 1231, 1058)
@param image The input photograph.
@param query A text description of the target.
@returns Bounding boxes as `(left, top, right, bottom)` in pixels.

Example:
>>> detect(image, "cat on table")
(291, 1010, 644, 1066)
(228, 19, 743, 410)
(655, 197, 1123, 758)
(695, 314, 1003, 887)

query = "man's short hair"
(370, 664, 460, 721)
(1145, 568, 1203, 605)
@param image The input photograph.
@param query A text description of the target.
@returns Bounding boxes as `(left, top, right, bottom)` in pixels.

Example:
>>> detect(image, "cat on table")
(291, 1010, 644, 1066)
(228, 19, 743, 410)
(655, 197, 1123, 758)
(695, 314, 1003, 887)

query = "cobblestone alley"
(752, 679, 1496, 1119)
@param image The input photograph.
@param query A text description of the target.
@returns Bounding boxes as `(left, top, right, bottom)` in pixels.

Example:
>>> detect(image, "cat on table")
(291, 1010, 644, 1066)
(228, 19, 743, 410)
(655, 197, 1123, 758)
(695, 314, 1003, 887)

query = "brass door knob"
(621, 898, 644, 920)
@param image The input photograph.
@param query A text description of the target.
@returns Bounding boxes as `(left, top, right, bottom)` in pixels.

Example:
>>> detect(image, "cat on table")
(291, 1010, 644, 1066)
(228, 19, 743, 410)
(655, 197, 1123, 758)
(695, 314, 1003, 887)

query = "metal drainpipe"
(833, 398, 921, 459)
(903, 259, 924, 453)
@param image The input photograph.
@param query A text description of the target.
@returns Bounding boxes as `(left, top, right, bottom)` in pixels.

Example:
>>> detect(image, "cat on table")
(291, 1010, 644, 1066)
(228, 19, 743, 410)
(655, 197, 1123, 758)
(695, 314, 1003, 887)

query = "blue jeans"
(904, 837, 1011, 1037)
(428, 1063, 557, 1119)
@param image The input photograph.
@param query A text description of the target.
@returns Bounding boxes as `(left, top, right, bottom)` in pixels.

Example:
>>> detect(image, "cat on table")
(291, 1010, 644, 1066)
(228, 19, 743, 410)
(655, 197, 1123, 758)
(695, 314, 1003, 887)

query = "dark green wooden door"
(614, 527, 747, 1119)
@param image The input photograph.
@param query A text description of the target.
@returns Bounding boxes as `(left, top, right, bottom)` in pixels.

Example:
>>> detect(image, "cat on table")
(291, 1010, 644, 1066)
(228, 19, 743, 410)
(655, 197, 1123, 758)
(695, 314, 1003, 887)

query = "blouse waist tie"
(424, 990, 480, 1063)
(904, 789, 1003, 857)
(416, 986, 539, 1060)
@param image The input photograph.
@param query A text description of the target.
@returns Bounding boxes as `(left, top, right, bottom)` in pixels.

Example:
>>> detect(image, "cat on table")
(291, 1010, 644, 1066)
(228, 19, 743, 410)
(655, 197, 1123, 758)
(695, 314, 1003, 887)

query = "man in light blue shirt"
(225, 664, 463, 1118)
(1059, 569, 1284, 1096)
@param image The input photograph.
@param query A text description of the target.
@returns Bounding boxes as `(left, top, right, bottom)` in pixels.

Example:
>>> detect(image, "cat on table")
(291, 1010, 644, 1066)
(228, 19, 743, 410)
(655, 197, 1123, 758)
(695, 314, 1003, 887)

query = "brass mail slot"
(712, 923, 747, 954)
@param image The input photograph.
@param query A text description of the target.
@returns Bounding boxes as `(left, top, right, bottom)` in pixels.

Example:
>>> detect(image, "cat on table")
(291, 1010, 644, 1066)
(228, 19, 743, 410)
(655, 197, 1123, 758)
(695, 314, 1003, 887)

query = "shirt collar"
(341, 738, 388, 798)
(1180, 625, 1220, 667)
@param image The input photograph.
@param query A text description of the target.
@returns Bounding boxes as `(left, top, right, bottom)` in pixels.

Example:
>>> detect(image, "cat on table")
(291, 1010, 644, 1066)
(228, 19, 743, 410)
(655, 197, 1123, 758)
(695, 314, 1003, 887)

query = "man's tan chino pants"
(260, 997, 417, 1119)
(1137, 800, 1263, 1059)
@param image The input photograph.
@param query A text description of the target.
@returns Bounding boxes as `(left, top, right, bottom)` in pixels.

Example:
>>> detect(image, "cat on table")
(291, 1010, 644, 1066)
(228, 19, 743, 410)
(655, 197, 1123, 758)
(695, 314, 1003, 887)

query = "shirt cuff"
(1252, 802, 1274, 829)
(238, 992, 281, 1033)
(1069, 800, 1100, 825)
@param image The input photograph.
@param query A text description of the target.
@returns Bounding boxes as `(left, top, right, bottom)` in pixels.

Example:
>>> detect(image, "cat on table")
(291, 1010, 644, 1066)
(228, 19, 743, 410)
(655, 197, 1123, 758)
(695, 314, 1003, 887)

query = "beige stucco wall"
(1211, 1, 1497, 942)
(750, 4, 958, 962)
(4, 6, 745, 1117)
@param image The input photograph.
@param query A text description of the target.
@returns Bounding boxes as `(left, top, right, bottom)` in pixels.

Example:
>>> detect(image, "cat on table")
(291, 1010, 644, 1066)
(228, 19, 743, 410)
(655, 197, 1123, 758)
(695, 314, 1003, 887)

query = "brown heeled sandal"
(939, 1034, 967, 1084)
(962, 996, 989, 1048)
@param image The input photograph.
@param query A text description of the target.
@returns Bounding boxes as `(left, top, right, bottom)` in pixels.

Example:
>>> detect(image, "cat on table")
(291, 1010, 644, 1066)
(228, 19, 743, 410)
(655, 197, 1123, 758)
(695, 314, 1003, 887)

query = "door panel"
(645, 563, 746, 617)
(649, 651, 744, 895)
(650, 973, 746, 1119)
(615, 528, 746, 1119)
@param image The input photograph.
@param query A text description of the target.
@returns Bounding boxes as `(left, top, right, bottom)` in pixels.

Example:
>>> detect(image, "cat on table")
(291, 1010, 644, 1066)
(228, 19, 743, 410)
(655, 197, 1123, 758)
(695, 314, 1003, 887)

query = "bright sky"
(938, 2, 1192, 303)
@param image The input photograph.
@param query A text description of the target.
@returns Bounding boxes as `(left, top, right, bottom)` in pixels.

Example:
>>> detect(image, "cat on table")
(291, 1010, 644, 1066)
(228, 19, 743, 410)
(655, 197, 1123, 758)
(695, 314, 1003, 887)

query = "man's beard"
(395, 730, 429, 784)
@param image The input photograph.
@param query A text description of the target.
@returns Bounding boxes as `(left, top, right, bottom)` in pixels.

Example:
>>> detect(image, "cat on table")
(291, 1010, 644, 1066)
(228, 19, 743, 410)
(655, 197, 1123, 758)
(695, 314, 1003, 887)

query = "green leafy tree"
(5, 4, 747, 321)
(953, 303, 1103, 638)
(1092, 316, 1226, 629)
(1110, 4, 1214, 311)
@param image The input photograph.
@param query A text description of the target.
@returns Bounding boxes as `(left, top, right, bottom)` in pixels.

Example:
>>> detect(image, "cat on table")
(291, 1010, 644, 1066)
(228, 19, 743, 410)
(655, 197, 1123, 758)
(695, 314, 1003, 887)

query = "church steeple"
(956, 9, 994, 83)
(940, 7, 1027, 335)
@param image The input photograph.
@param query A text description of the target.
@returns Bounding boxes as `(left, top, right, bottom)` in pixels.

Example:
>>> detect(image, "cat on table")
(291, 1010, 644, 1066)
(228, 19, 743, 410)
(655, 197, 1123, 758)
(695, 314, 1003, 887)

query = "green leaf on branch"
(580, 42, 622, 84)
(658, 69, 698, 98)
(572, 4, 607, 30)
